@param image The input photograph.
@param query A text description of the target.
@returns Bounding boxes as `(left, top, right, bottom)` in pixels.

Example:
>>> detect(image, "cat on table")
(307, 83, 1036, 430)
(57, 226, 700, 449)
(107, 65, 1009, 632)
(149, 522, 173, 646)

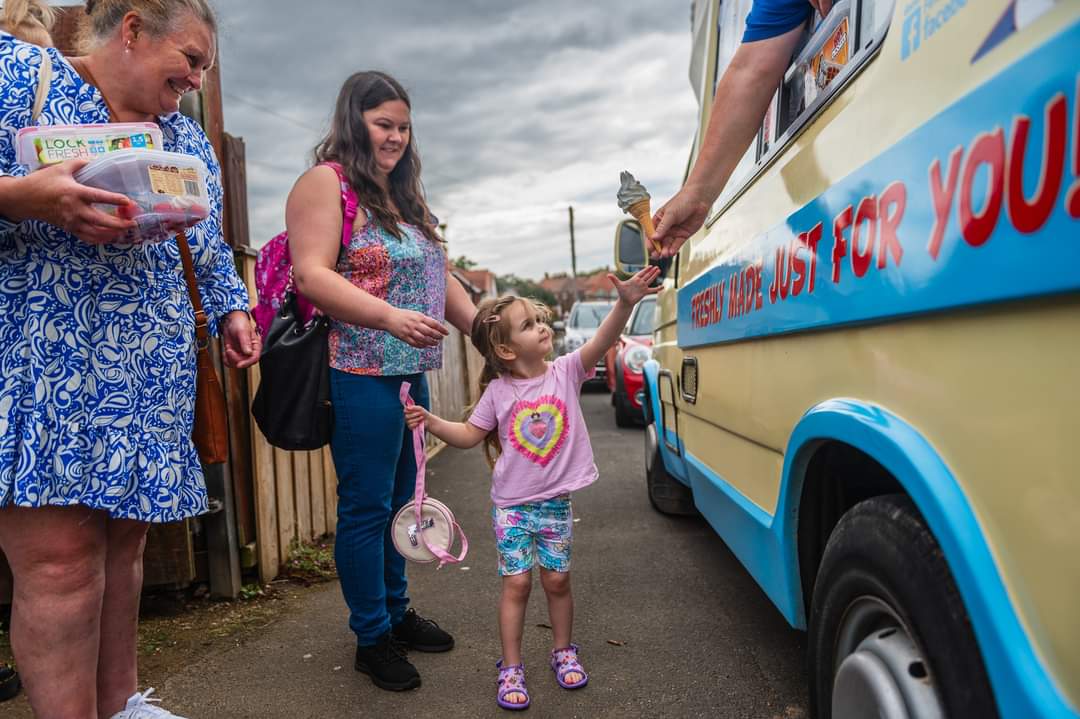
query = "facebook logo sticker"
(902, 3, 922, 60)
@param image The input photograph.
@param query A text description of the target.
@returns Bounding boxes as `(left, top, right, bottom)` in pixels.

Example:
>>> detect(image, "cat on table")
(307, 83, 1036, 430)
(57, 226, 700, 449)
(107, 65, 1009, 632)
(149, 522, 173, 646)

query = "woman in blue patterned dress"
(0, 1, 260, 717)
(289, 71, 477, 693)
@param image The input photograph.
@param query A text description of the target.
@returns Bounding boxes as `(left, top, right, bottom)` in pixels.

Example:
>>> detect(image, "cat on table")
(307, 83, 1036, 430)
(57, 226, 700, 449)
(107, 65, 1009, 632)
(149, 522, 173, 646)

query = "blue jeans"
(329, 369, 428, 646)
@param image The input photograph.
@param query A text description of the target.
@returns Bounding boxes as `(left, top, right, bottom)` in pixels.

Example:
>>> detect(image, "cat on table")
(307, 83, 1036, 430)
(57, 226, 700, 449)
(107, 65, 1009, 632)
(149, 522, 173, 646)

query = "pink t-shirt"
(468, 350, 599, 508)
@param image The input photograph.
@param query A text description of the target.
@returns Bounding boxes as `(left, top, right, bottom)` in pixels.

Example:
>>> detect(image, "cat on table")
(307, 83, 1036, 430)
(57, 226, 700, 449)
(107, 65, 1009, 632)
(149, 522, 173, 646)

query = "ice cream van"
(613, 1, 1080, 717)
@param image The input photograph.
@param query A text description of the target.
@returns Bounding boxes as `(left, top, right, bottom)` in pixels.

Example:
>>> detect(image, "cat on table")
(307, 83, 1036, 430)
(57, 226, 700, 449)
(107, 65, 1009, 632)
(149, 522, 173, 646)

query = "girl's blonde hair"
(469, 295, 553, 468)
(78, 0, 216, 53)
(2, 0, 56, 47)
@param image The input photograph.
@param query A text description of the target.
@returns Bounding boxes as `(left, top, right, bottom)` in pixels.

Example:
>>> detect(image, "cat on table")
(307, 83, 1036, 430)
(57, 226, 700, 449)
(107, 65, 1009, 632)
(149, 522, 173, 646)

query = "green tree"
(496, 274, 558, 308)
(452, 255, 477, 270)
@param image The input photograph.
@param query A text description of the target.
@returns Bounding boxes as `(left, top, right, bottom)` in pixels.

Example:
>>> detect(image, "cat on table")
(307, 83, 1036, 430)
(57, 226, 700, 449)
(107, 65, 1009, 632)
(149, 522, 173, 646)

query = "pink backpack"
(253, 162, 359, 339)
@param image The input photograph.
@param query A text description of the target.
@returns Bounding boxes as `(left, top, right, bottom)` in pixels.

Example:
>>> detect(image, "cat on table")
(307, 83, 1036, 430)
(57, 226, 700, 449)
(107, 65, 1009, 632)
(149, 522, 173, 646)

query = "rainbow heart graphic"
(508, 396, 568, 466)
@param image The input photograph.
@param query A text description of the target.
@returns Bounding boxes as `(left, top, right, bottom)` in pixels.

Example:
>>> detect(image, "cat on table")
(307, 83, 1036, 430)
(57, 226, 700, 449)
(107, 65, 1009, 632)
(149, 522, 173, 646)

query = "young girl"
(405, 265, 661, 710)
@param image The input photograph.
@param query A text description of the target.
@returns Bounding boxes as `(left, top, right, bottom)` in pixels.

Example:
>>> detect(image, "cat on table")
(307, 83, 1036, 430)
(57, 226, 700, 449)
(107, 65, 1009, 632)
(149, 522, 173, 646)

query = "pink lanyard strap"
(399, 382, 468, 567)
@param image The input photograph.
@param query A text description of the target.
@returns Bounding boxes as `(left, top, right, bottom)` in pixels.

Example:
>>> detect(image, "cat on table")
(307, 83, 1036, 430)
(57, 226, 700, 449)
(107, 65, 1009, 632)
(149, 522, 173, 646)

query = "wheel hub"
(831, 598, 945, 719)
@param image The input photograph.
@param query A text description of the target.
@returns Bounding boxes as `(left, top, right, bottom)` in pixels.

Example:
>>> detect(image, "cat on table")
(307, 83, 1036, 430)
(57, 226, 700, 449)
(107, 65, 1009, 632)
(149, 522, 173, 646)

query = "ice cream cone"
(628, 198, 661, 254)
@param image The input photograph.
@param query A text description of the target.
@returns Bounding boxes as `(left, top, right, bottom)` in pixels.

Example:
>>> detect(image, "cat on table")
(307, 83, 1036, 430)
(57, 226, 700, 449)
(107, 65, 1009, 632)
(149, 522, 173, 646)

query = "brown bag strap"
(176, 232, 210, 349)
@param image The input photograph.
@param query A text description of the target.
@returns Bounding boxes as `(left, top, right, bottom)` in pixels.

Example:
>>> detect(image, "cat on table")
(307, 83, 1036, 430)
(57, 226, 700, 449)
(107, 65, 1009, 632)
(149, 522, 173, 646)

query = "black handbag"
(251, 293, 333, 450)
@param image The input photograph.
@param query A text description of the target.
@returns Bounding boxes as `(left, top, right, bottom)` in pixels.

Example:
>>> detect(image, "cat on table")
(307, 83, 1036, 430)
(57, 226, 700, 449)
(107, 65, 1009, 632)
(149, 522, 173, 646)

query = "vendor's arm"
(445, 268, 477, 336)
(289, 165, 449, 349)
(404, 405, 488, 449)
(652, 23, 806, 257)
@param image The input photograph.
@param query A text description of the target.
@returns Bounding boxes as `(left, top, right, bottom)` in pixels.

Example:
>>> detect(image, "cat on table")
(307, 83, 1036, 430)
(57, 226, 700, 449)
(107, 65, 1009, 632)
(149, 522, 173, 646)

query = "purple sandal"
(550, 644, 589, 689)
(496, 660, 530, 711)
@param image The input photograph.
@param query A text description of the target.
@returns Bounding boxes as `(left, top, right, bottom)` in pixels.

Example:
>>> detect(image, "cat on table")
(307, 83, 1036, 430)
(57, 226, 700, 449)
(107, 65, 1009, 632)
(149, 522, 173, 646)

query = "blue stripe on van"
(678, 21, 1080, 348)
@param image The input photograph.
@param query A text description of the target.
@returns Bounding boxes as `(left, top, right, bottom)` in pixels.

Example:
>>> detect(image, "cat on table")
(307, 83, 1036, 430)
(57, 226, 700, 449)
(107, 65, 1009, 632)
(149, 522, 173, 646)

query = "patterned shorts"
(491, 496, 573, 576)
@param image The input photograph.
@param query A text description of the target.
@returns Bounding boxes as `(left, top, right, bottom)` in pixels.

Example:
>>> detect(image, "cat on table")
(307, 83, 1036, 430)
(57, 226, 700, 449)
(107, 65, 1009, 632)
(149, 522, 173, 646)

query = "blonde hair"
(469, 295, 553, 468)
(78, 0, 216, 52)
(2, 0, 55, 47)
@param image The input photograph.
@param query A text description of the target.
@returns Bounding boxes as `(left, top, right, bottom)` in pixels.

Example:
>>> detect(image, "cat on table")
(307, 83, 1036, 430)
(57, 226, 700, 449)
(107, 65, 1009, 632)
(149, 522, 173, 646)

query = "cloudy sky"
(212, 0, 699, 280)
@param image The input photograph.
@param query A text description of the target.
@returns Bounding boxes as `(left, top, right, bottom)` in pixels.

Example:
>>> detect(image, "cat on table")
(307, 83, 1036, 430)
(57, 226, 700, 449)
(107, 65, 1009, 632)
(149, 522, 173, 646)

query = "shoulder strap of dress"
(31, 50, 52, 123)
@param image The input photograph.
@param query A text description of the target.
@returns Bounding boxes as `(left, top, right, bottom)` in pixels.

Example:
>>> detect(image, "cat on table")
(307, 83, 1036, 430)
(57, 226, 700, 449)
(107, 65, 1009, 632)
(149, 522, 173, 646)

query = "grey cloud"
(214, 0, 697, 277)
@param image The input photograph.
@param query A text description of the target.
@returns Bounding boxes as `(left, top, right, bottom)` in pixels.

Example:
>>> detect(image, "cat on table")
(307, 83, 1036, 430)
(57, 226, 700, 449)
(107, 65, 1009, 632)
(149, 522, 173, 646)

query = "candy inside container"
(74, 148, 211, 244)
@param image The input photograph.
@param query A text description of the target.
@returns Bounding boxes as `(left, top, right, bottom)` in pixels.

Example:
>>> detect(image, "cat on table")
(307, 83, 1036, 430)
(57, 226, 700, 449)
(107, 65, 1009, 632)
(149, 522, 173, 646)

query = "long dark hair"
(313, 71, 438, 243)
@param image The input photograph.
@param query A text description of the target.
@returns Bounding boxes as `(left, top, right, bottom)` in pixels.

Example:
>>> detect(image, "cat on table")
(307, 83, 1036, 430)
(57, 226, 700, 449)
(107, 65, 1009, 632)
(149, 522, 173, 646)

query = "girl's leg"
(540, 569, 583, 685)
(0, 505, 107, 719)
(330, 371, 407, 646)
(499, 572, 532, 704)
(96, 517, 150, 718)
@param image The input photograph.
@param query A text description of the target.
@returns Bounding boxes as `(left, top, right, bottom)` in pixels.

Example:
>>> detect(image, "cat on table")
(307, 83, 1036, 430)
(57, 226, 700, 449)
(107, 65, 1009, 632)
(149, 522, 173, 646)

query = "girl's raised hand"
(607, 265, 662, 307)
(404, 404, 429, 430)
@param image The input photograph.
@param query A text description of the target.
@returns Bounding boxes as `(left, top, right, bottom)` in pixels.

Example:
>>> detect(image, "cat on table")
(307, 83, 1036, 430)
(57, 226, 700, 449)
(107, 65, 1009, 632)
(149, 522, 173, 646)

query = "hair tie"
(481, 314, 501, 324)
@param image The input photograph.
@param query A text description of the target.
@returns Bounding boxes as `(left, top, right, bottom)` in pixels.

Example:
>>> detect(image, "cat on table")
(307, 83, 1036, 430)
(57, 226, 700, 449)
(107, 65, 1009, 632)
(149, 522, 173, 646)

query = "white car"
(554, 300, 614, 382)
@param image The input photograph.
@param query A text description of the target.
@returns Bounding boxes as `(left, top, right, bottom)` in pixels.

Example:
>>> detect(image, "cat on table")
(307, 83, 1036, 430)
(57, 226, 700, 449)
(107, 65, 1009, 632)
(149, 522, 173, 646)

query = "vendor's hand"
(404, 404, 429, 430)
(651, 188, 711, 259)
(222, 311, 262, 369)
(608, 265, 662, 307)
(385, 308, 448, 349)
(808, 0, 834, 18)
(21, 159, 138, 244)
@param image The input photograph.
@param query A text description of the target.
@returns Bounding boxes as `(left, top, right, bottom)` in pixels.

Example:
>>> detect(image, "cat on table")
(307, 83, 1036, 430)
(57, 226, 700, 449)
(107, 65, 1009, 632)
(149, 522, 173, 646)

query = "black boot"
(355, 632, 421, 691)
(391, 608, 455, 652)
(0, 666, 19, 702)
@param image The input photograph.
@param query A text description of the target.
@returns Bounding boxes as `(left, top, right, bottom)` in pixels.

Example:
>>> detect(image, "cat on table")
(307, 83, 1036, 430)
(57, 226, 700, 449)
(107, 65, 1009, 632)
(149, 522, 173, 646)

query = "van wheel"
(645, 425, 696, 516)
(808, 495, 997, 719)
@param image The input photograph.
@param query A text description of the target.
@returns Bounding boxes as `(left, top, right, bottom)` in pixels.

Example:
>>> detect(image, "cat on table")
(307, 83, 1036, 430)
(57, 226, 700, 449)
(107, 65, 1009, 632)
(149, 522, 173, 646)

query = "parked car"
(615, 2, 1080, 718)
(604, 295, 656, 426)
(555, 300, 614, 383)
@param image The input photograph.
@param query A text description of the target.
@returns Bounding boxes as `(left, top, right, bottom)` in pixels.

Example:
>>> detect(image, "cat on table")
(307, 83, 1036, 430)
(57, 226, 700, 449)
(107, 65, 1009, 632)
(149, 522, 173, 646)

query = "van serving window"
(709, 0, 895, 223)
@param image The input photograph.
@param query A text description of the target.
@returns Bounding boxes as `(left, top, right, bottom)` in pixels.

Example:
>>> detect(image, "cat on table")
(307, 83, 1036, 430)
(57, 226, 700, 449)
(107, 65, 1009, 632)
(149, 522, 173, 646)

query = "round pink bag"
(391, 382, 468, 567)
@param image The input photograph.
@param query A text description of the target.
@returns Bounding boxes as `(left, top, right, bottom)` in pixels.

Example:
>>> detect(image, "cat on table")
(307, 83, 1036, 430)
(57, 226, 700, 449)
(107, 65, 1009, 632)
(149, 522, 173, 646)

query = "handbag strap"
(399, 381, 468, 567)
(177, 232, 211, 351)
(31, 50, 52, 123)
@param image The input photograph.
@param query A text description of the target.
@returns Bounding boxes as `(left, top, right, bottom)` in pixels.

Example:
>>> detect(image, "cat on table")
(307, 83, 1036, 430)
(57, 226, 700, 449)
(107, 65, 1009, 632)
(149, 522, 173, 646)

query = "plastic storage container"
(74, 148, 210, 244)
(15, 123, 163, 171)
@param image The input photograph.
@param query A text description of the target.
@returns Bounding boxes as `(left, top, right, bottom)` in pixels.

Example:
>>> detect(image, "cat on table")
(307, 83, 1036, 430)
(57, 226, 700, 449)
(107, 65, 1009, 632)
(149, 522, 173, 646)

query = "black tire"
(808, 494, 998, 719)
(645, 425, 696, 516)
(614, 372, 635, 428)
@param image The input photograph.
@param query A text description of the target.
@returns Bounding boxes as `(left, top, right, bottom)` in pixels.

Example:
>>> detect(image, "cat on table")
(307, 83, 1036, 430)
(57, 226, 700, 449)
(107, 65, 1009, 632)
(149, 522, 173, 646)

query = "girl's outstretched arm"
(579, 266, 662, 371)
(405, 405, 488, 449)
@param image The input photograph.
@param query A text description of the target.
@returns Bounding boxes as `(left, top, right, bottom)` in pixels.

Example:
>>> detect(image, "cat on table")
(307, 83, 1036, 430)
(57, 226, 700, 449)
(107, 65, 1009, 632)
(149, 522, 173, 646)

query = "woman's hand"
(384, 308, 449, 349)
(221, 311, 262, 369)
(17, 159, 138, 244)
(608, 265, 663, 307)
(404, 404, 429, 430)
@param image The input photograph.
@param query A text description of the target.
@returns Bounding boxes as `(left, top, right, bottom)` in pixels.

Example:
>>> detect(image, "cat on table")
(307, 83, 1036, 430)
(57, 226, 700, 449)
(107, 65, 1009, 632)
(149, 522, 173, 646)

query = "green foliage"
(496, 274, 558, 308)
(280, 538, 338, 586)
(451, 255, 477, 270)
(238, 583, 265, 601)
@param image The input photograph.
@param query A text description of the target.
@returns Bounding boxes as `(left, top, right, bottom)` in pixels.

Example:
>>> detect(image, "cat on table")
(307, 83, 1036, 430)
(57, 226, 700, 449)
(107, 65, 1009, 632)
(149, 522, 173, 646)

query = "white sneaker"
(110, 688, 189, 719)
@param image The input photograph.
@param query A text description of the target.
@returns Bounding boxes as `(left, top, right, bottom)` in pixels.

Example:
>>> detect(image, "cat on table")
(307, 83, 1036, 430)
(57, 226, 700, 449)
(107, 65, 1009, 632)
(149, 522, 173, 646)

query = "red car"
(604, 296, 656, 427)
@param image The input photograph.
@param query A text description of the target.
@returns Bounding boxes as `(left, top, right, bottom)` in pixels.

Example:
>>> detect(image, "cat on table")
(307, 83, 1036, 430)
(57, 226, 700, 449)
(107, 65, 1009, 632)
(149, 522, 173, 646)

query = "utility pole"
(568, 205, 581, 302)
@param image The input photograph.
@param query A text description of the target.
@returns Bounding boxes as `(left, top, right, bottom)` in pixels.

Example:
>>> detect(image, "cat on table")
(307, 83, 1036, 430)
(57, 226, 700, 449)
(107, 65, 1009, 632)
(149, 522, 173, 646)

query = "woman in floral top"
(289, 71, 476, 693)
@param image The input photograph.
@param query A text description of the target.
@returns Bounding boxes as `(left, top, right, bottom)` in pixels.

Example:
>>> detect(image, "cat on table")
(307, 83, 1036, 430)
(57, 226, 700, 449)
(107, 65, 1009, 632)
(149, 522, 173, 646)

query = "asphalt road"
(158, 389, 809, 718)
